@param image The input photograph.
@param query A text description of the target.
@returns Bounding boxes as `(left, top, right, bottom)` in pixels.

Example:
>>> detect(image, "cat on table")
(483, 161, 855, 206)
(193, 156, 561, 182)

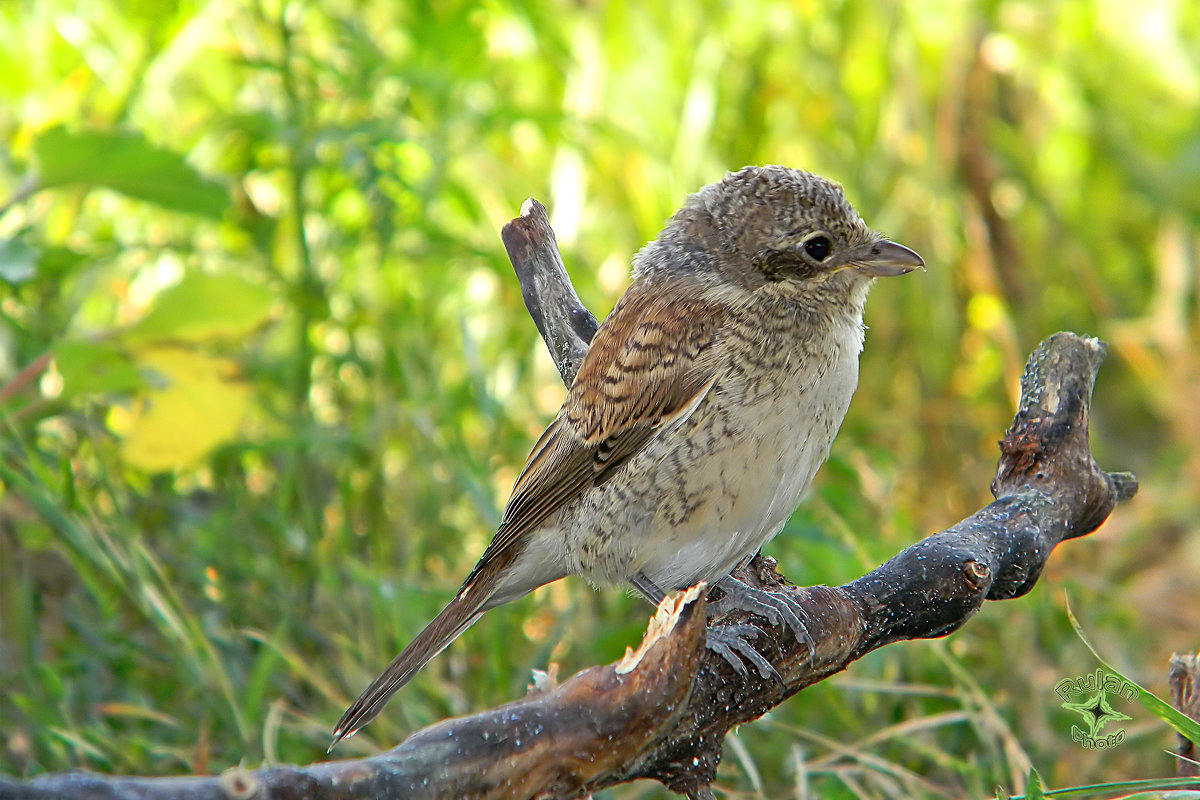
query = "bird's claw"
(707, 575, 815, 662)
(704, 623, 781, 685)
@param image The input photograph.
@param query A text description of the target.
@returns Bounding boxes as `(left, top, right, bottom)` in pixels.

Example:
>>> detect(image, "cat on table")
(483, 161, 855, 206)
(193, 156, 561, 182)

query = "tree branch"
(500, 198, 599, 386)
(0, 199, 1137, 800)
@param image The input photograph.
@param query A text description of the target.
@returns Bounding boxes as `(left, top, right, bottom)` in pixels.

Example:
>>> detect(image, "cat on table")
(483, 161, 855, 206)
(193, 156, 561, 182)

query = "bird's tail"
(330, 577, 497, 750)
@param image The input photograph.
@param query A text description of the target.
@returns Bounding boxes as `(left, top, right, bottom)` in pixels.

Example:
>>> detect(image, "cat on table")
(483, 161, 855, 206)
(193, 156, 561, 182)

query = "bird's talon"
(708, 576, 812, 653)
(704, 623, 781, 684)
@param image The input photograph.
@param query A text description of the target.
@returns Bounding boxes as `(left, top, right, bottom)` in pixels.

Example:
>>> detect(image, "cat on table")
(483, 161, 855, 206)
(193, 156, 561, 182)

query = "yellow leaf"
(118, 347, 251, 472)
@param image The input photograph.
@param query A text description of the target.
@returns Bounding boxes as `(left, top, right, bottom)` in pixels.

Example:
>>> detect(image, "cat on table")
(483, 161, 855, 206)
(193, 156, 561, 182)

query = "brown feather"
(463, 281, 727, 586)
(332, 282, 727, 747)
(329, 548, 517, 748)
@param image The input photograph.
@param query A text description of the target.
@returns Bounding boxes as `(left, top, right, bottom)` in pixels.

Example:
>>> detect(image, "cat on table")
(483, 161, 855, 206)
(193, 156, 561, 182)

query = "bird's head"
(637, 165, 923, 295)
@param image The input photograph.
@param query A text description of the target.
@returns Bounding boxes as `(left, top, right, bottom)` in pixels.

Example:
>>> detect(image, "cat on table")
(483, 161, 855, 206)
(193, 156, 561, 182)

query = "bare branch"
(500, 198, 598, 387)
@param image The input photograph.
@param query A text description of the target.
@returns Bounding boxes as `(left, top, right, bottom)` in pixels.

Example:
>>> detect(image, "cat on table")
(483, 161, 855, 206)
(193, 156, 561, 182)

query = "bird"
(331, 165, 923, 747)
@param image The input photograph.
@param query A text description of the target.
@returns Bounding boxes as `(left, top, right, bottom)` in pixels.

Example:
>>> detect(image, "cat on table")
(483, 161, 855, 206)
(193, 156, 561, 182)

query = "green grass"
(2, 0, 1199, 796)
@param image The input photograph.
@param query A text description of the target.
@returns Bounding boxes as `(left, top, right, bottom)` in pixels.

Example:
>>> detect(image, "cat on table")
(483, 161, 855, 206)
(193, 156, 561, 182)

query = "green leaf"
(1024, 768, 1045, 800)
(1066, 598, 1200, 745)
(117, 346, 251, 472)
(31, 125, 230, 218)
(124, 271, 276, 344)
(52, 340, 146, 399)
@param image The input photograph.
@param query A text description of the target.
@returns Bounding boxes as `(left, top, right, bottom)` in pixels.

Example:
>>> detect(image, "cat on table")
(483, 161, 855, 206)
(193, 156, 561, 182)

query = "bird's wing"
(331, 285, 726, 746)
(463, 282, 726, 585)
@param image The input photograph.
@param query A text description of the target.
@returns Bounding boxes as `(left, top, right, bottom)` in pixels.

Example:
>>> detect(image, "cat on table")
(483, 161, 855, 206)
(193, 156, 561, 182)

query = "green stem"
(278, 6, 318, 415)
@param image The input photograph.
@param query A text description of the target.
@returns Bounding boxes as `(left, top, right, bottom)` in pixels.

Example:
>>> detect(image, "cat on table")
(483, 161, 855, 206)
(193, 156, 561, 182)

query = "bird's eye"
(804, 235, 832, 262)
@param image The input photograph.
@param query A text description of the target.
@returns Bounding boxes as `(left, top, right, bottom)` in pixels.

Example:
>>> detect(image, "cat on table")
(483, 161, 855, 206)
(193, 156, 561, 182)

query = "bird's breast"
(563, 302, 866, 590)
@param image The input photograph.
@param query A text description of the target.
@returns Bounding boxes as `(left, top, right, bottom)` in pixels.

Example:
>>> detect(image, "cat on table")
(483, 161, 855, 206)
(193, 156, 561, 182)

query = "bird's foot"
(704, 622, 781, 684)
(631, 570, 801, 685)
(706, 575, 814, 660)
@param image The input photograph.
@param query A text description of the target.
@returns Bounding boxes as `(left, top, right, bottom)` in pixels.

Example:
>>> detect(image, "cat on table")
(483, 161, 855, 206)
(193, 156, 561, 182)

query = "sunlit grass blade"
(1002, 776, 1200, 798)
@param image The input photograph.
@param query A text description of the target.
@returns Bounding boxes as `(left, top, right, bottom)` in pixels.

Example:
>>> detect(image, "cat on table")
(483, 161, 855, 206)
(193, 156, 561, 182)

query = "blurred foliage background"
(0, 0, 1198, 797)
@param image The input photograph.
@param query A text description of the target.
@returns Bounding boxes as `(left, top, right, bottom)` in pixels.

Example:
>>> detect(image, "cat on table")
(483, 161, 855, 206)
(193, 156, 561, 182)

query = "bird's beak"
(852, 239, 925, 277)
